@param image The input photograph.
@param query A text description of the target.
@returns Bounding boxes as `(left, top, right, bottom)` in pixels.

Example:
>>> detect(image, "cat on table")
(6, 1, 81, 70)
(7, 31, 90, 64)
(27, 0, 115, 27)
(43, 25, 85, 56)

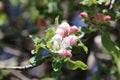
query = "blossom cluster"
(80, 12, 111, 22)
(90, 13, 111, 22)
(49, 22, 79, 57)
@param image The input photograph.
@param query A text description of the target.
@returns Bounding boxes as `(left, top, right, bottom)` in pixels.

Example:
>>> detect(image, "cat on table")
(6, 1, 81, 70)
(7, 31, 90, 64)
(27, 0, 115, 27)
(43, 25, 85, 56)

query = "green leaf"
(30, 35, 46, 54)
(78, 42, 88, 53)
(46, 16, 59, 41)
(51, 56, 63, 76)
(116, 11, 120, 20)
(29, 35, 41, 44)
(80, 0, 108, 5)
(31, 44, 44, 54)
(65, 58, 88, 70)
(52, 56, 64, 72)
(80, 0, 97, 5)
(55, 16, 59, 28)
(102, 32, 120, 55)
(29, 55, 48, 67)
(97, 0, 108, 4)
(101, 32, 120, 62)
(45, 27, 55, 41)
(46, 41, 52, 49)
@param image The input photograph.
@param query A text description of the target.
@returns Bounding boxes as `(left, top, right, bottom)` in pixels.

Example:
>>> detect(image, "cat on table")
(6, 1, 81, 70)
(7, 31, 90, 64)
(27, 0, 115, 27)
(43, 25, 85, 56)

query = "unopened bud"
(104, 15, 111, 21)
(80, 12, 88, 18)
(69, 26, 78, 33)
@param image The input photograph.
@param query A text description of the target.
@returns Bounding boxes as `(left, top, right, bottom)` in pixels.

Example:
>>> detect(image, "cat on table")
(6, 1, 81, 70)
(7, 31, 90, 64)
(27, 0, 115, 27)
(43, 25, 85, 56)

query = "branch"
(105, 0, 116, 9)
(0, 65, 34, 70)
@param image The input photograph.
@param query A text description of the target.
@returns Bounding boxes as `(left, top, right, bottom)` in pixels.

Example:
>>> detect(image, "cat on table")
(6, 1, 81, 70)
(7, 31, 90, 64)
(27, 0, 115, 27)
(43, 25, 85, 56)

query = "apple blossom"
(49, 22, 80, 57)
(61, 37, 70, 49)
(57, 22, 70, 37)
(68, 35, 78, 45)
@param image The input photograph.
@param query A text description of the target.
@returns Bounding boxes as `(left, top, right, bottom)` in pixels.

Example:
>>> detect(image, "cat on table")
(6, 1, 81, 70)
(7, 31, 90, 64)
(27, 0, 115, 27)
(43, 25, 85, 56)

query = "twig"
(0, 65, 34, 70)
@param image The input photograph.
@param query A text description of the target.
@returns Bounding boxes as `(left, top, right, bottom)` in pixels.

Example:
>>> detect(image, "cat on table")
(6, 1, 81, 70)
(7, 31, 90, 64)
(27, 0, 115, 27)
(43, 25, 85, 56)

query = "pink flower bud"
(69, 35, 78, 45)
(59, 50, 66, 57)
(80, 12, 88, 18)
(96, 13, 104, 20)
(104, 15, 111, 21)
(59, 50, 72, 57)
(69, 26, 78, 33)
(56, 28, 69, 37)
(66, 50, 72, 57)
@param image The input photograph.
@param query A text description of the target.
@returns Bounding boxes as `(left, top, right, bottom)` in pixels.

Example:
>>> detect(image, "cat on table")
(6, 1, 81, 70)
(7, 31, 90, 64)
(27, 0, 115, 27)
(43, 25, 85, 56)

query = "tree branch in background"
(105, 0, 116, 9)
(0, 65, 34, 70)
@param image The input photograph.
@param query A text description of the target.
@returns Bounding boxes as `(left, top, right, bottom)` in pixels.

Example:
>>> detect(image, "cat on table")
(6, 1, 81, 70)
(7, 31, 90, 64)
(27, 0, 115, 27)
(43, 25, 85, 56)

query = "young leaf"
(46, 41, 52, 49)
(31, 42, 46, 54)
(55, 16, 59, 28)
(65, 58, 88, 70)
(29, 35, 41, 44)
(45, 27, 55, 41)
(30, 35, 46, 54)
(52, 57, 64, 72)
(29, 55, 48, 67)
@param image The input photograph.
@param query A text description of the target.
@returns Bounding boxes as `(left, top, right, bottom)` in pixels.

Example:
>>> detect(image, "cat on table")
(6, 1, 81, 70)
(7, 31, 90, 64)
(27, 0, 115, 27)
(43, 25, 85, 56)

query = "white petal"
(51, 34, 62, 43)
(58, 22, 70, 30)
(61, 37, 70, 49)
